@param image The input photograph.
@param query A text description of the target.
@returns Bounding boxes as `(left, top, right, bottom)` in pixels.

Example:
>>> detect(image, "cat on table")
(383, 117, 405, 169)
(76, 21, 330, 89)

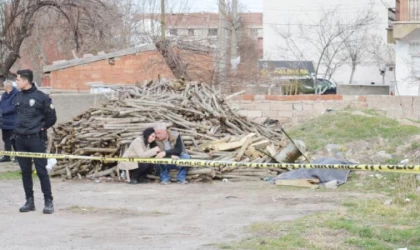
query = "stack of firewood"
(51, 79, 303, 181)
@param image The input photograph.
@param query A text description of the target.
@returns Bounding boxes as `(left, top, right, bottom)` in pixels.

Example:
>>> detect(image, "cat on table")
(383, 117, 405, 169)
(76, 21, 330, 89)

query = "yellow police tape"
(1, 150, 420, 174)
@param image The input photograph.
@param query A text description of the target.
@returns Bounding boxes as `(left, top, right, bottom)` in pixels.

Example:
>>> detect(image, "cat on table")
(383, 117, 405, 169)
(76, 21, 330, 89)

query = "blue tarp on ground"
(275, 157, 353, 185)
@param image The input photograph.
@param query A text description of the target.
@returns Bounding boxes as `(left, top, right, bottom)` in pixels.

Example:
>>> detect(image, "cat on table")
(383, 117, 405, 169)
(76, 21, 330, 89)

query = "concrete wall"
(50, 93, 104, 124)
(48, 93, 420, 128)
(337, 85, 390, 95)
(231, 94, 420, 122)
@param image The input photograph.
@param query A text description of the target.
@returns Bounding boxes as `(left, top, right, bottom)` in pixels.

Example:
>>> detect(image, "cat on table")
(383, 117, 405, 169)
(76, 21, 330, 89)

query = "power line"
(379, 0, 391, 9)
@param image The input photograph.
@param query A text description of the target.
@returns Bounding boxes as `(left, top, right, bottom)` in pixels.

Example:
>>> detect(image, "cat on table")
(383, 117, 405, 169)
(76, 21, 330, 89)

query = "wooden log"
(87, 167, 117, 179)
(75, 147, 117, 154)
(212, 133, 255, 151)
(235, 135, 254, 161)
(187, 168, 216, 177)
(51, 79, 287, 180)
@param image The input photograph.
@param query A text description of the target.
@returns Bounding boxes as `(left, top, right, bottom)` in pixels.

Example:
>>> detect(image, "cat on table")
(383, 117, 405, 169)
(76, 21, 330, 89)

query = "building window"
(251, 28, 258, 36)
(409, 0, 420, 20)
(409, 41, 420, 55)
(188, 29, 195, 36)
(208, 28, 217, 36)
(170, 29, 178, 36)
(412, 56, 420, 77)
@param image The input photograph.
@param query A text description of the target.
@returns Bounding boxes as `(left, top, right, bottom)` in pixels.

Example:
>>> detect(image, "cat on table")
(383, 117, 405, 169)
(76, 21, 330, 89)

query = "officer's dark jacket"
(13, 85, 57, 135)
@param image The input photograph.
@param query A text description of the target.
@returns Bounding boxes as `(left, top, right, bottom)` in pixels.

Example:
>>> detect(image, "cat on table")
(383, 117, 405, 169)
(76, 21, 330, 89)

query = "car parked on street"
(299, 78, 337, 95)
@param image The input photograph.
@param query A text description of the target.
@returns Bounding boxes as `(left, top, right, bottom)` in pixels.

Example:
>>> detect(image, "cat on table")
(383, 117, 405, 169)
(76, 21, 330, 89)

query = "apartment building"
(388, 0, 420, 95)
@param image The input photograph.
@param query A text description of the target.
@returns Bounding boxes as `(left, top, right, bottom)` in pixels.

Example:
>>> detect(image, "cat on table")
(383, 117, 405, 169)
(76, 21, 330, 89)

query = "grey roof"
(43, 44, 157, 72)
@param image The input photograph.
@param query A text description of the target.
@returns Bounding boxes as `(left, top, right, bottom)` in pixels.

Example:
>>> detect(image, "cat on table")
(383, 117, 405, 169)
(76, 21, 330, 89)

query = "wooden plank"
(251, 140, 270, 149)
(235, 135, 255, 161)
(275, 179, 320, 188)
(212, 133, 255, 151)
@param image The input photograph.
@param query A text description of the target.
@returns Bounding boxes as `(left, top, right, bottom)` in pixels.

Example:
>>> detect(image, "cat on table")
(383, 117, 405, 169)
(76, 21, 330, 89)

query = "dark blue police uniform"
(13, 84, 57, 213)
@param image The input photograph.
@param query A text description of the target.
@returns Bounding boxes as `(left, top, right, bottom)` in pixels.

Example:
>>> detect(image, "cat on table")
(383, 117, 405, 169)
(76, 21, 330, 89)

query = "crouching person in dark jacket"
(154, 123, 190, 185)
(0, 80, 18, 162)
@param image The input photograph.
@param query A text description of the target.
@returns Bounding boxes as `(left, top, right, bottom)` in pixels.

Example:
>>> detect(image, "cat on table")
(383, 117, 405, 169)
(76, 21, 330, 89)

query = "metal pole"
(230, 0, 238, 73)
(161, 0, 166, 42)
(217, 0, 227, 83)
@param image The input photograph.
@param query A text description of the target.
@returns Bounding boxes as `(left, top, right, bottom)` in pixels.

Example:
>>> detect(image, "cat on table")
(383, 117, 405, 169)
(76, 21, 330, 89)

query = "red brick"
(264, 95, 343, 102)
(358, 96, 367, 102)
(240, 95, 255, 101)
(264, 95, 286, 101)
(323, 95, 343, 100)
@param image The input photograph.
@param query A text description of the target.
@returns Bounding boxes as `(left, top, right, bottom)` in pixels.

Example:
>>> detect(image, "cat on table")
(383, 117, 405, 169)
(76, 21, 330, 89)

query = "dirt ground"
(0, 163, 365, 250)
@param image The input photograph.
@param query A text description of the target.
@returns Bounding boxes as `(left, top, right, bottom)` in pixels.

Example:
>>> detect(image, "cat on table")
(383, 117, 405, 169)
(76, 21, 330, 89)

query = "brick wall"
(231, 95, 420, 122)
(48, 51, 175, 91)
(178, 49, 215, 82)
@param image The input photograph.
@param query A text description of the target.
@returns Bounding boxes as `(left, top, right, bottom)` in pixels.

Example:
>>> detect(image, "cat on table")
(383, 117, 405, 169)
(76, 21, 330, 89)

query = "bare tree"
(274, 5, 377, 93)
(343, 30, 371, 84)
(109, 0, 191, 47)
(369, 35, 395, 68)
(0, 0, 112, 78)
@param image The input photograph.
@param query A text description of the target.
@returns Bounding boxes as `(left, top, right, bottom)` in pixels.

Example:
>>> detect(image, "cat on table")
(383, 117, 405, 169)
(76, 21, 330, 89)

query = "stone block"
(312, 102, 327, 113)
(366, 101, 384, 109)
(238, 103, 255, 110)
(293, 103, 303, 111)
(385, 109, 404, 119)
(262, 110, 279, 118)
(277, 111, 293, 118)
(254, 95, 265, 101)
(342, 95, 358, 101)
(254, 103, 271, 111)
(270, 103, 293, 111)
(365, 96, 383, 102)
(302, 104, 313, 111)
(242, 110, 263, 118)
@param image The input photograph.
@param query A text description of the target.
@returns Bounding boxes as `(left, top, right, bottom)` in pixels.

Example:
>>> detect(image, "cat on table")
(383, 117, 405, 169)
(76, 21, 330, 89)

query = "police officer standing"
(14, 69, 57, 214)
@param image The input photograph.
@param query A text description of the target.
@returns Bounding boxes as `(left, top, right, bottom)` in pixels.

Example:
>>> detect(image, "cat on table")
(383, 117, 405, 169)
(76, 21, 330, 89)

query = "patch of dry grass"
(222, 174, 420, 250)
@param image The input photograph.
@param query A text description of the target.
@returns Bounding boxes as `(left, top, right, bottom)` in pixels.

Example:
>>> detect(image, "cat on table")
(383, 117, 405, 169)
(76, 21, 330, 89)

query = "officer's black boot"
(43, 198, 54, 214)
(0, 156, 11, 163)
(19, 197, 35, 212)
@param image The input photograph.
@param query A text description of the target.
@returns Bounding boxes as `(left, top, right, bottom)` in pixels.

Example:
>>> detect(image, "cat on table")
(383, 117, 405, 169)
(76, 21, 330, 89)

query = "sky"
(187, 0, 263, 12)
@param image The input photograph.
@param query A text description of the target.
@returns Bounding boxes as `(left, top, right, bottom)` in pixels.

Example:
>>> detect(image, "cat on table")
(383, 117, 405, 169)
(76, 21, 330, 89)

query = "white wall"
(395, 39, 420, 95)
(263, 0, 394, 85)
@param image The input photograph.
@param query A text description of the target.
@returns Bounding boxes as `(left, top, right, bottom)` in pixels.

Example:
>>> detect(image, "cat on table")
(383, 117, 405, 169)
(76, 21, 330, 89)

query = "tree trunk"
(348, 61, 356, 85)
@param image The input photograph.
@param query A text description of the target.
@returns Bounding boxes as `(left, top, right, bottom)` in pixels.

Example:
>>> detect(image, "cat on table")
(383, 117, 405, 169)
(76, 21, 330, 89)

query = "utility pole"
(217, 0, 227, 83)
(161, 0, 166, 42)
(230, 0, 238, 74)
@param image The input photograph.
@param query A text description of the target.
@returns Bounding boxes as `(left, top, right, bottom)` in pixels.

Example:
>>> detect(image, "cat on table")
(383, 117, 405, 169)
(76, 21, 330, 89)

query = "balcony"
(388, 0, 420, 43)
(389, 8, 396, 27)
